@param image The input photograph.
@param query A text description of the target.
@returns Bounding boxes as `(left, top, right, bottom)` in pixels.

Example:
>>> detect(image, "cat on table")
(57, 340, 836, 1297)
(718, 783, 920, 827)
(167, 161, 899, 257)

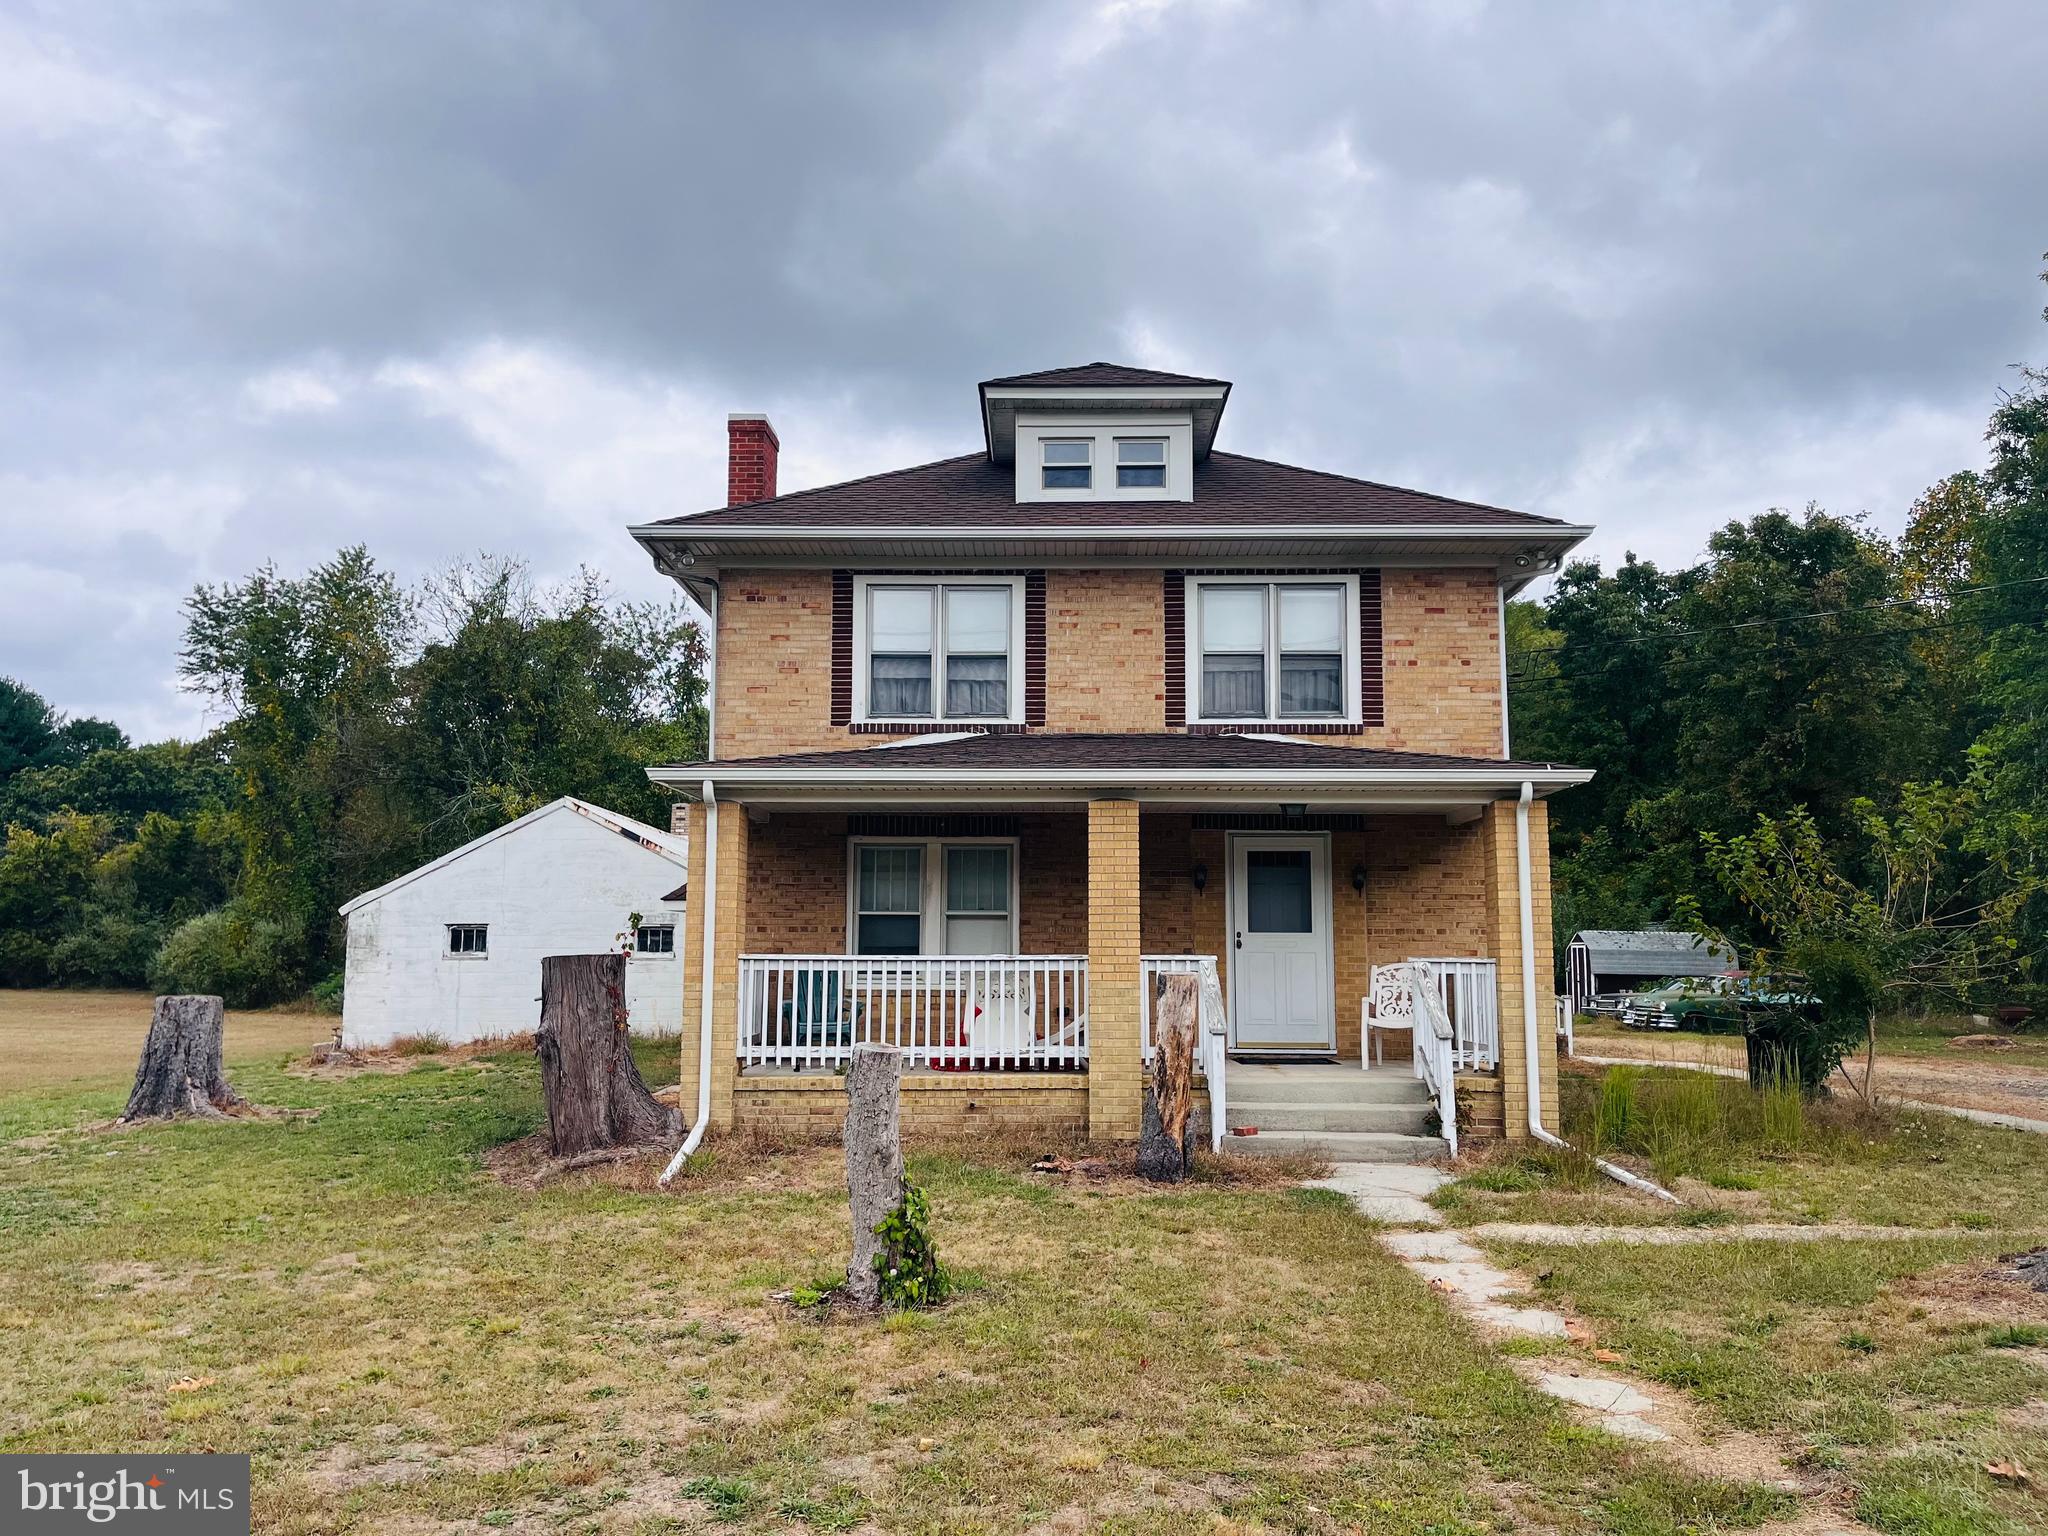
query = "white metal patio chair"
(1363, 964, 1416, 1070)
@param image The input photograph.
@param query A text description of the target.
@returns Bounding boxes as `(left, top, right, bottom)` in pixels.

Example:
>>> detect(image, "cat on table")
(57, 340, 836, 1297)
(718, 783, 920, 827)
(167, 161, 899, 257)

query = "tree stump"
(122, 995, 249, 1122)
(844, 1042, 905, 1308)
(1137, 972, 1198, 1182)
(535, 954, 680, 1157)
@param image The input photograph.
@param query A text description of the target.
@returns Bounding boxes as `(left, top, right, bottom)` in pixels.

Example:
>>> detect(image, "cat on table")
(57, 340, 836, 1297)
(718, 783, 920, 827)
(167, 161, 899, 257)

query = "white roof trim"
(337, 796, 686, 917)
(648, 764, 1593, 795)
(630, 521, 1592, 543)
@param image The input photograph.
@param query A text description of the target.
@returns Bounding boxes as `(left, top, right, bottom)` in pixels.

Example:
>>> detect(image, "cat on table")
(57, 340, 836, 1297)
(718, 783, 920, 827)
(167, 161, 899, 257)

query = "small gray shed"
(1566, 929, 1737, 1016)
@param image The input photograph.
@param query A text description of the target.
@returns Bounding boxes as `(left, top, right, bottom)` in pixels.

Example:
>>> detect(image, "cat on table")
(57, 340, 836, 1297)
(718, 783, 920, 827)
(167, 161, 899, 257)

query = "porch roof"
(649, 732, 1590, 805)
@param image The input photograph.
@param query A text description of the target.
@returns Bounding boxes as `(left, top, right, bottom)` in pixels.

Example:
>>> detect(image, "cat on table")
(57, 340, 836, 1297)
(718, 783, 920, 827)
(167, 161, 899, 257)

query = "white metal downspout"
(1497, 583, 1512, 758)
(658, 777, 718, 1185)
(1514, 781, 1679, 1202)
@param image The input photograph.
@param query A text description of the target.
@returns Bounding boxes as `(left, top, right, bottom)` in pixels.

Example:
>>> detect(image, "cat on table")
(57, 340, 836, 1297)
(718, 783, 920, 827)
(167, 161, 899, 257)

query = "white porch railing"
(1555, 994, 1575, 1056)
(737, 954, 1088, 1072)
(1369, 957, 1500, 1072)
(1141, 955, 1230, 1153)
(1399, 959, 1460, 1158)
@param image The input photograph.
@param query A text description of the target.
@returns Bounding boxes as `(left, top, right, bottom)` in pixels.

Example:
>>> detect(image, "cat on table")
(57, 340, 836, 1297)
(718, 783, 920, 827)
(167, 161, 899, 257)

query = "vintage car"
(1619, 974, 1820, 1032)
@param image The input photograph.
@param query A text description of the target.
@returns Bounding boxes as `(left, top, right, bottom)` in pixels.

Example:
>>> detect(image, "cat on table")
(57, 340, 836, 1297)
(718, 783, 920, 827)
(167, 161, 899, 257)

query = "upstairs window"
(856, 577, 1022, 723)
(1040, 439, 1092, 490)
(447, 923, 488, 956)
(1189, 577, 1358, 723)
(1116, 439, 1166, 488)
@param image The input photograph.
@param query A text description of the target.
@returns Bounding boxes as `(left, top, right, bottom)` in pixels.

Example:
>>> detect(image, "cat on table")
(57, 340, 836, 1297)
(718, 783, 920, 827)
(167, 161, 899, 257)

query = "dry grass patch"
(0, 1045, 1801, 1535)
(0, 987, 330, 1094)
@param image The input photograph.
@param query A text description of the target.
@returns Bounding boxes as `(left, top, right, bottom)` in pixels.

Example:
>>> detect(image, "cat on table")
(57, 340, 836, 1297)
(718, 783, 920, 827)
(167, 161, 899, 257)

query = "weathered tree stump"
(122, 995, 249, 1122)
(1137, 972, 1198, 1182)
(535, 953, 680, 1157)
(844, 1042, 906, 1308)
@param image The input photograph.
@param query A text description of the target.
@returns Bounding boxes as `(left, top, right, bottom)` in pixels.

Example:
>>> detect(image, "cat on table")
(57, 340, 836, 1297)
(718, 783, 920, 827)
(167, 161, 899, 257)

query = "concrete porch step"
(1224, 1100, 1436, 1135)
(1227, 1065, 1433, 1107)
(1221, 1128, 1450, 1163)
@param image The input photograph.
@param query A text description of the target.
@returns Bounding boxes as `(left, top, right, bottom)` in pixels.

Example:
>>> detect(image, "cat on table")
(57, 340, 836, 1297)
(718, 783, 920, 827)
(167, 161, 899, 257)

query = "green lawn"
(0, 1044, 1795, 1535)
(1434, 1063, 2048, 1231)
(1481, 1234, 2048, 1535)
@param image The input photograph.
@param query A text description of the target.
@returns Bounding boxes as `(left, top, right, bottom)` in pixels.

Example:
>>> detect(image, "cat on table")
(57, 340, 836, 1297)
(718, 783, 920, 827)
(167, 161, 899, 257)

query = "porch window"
(850, 838, 1019, 955)
(1189, 577, 1359, 723)
(854, 577, 1023, 723)
(855, 845, 924, 955)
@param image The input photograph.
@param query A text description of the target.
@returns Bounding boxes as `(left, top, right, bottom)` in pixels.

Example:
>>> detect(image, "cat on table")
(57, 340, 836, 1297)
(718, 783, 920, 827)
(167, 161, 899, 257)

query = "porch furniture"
(1363, 964, 1415, 1069)
(777, 968, 856, 1049)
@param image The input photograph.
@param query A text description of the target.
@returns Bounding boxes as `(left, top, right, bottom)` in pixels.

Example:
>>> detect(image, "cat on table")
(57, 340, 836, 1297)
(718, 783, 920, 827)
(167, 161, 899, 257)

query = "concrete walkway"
(1468, 1220, 2034, 1246)
(1575, 1052, 2048, 1137)
(1305, 1163, 1450, 1225)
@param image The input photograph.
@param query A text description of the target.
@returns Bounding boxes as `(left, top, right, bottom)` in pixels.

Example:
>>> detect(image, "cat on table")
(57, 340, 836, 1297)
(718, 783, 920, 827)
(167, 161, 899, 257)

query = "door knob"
(1234, 931, 1243, 950)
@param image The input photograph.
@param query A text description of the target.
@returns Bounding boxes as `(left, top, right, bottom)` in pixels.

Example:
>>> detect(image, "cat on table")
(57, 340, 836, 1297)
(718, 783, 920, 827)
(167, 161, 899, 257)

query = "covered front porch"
(663, 734, 1583, 1148)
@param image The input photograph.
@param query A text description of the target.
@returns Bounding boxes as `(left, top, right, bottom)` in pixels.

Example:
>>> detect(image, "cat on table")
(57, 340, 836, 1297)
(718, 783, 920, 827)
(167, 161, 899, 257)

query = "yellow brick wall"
(732, 1073, 1088, 1141)
(1085, 799, 1143, 1139)
(1482, 798, 1558, 1139)
(711, 567, 1505, 759)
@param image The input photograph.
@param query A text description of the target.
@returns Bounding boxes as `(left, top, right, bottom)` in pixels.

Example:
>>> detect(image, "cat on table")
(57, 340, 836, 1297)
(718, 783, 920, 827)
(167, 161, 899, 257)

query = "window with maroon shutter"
(834, 571, 1046, 734)
(1167, 569, 1382, 733)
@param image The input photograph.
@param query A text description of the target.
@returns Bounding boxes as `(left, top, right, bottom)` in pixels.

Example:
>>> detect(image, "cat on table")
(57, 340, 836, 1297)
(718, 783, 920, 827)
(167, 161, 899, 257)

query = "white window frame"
(1183, 574, 1361, 726)
(633, 923, 676, 958)
(844, 836, 1021, 957)
(1115, 436, 1168, 489)
(1013, 416, 1193, 503)
(851, 575, 1027, 726)
(446, 923, 489, 959)
(1040, 438, 1093, 492)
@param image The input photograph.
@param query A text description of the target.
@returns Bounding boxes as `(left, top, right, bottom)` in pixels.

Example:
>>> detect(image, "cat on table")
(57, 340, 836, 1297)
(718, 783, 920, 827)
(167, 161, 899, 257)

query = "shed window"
(447, 924, 488, 956)
(635, 925, 675, 955)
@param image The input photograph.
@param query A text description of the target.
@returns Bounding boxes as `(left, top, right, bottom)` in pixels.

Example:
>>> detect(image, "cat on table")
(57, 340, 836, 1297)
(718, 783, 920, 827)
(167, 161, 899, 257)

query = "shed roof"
(338, 797, 686, 917)
(1569, 930, 1737, 975)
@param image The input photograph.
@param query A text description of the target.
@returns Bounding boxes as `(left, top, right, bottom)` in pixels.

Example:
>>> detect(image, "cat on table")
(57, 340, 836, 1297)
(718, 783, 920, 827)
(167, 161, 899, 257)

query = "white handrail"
(1196, 957, 1228, 1154)
(1401, 960, 1460, 1158)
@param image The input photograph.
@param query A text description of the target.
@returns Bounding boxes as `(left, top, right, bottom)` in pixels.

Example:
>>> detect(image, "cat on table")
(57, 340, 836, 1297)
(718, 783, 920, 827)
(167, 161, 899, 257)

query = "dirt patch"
(288, 1033, 538, 1080)
(482, 1132, 675, 1191)
(1890, 1252, 2048, 1325)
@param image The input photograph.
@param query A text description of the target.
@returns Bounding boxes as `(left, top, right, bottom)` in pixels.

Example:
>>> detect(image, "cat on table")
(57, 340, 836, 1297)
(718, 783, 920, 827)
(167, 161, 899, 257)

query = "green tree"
(0, 678, 123, 783)
(180, 546, 414, 977)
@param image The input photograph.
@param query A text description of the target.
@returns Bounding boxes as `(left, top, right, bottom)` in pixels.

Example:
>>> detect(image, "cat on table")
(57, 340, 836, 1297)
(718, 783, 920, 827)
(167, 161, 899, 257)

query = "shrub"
(48, 908, 164, 988)
(0, 930, 53, 987)
(150, 905, 302, 1007)
(310, 972, 344, 1014)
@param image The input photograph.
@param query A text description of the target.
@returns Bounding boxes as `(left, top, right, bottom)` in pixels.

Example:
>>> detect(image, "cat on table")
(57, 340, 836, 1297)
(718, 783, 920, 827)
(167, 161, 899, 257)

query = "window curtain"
(945, 655, 1007, 716)
(869, 655, 932, 715)
(1201, 654, 1265, 717)
(1279, 656, 1342, 714)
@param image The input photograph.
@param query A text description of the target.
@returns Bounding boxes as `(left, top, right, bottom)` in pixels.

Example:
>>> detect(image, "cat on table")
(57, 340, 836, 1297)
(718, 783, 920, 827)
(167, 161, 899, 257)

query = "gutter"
(628, 520, 1595, 544)
(650, 765, 1596, 796)
(658, 776, 718, 1186)
(1513, 780, 1679, 1204)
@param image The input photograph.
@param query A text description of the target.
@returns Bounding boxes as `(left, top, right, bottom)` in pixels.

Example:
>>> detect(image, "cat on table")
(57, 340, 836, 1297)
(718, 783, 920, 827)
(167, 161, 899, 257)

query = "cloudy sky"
(4, 1, 2044, 740)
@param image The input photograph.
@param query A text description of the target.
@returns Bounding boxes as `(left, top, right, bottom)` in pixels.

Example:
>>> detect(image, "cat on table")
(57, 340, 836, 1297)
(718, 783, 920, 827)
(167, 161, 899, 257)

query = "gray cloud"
(2, 0, 2044, 738)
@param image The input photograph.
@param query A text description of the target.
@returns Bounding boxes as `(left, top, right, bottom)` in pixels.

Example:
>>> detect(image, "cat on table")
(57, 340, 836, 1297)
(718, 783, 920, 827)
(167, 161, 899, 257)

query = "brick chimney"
(726, 413, 779, 506)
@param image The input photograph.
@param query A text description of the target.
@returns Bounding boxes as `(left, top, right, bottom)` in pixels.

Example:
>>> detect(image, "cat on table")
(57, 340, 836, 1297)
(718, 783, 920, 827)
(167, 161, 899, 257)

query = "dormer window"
(1116, 439, 1166, 488)
(1041, 440, 1092, 490)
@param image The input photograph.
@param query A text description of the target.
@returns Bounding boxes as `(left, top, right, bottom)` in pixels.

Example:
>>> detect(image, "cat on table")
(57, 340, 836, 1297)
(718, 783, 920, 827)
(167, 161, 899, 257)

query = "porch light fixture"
(1190, 861, 1208, 893)
(1280, 803, 1307, 824)
(1350, 862, 1366, 894)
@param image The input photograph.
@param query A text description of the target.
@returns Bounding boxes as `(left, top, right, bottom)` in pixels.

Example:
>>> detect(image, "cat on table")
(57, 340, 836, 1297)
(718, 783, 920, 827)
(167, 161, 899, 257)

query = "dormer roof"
(979, 360, 1231, 464)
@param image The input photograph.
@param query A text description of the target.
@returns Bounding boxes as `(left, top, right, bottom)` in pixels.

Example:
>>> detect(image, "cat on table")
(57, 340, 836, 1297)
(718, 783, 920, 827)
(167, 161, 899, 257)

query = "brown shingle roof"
(979, 362, 1231, 389)
(672, 733, 1578, 775)
(654, 450, 1567, 531)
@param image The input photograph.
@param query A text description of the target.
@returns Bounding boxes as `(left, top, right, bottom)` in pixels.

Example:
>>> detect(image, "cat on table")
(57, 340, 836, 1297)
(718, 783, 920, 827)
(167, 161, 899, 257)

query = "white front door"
(1227, 834, 1334, 1051)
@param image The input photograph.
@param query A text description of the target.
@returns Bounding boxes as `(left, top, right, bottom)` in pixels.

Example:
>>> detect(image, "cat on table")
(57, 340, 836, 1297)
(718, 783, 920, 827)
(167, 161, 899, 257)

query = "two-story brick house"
(630, 364, 1590, 1156)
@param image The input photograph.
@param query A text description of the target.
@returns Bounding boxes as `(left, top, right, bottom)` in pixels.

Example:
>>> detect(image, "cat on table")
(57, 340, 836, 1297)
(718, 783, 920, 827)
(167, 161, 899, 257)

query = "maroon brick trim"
(1163, 571, 1186, 729)
(848, 722, 1031, 736)
(830, 571, 854, 725)
(1170, 567, 1384, 732)
(1025, 571, 1047, 726)
(1359, 567, 1384, 727)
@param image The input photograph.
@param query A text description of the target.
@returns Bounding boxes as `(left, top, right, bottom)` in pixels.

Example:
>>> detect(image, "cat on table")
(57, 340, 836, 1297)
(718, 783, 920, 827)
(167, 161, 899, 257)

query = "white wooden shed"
(1565, 929, 1737, 1017)
(338, 797, 686, 1049)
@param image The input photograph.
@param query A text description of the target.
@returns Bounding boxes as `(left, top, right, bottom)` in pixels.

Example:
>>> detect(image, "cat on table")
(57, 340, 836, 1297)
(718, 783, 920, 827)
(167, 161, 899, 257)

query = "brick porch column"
(1483, 796, 1558, 1139)
(1085, 798, 1143, 1140)
(679, 800, 748, 1133)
